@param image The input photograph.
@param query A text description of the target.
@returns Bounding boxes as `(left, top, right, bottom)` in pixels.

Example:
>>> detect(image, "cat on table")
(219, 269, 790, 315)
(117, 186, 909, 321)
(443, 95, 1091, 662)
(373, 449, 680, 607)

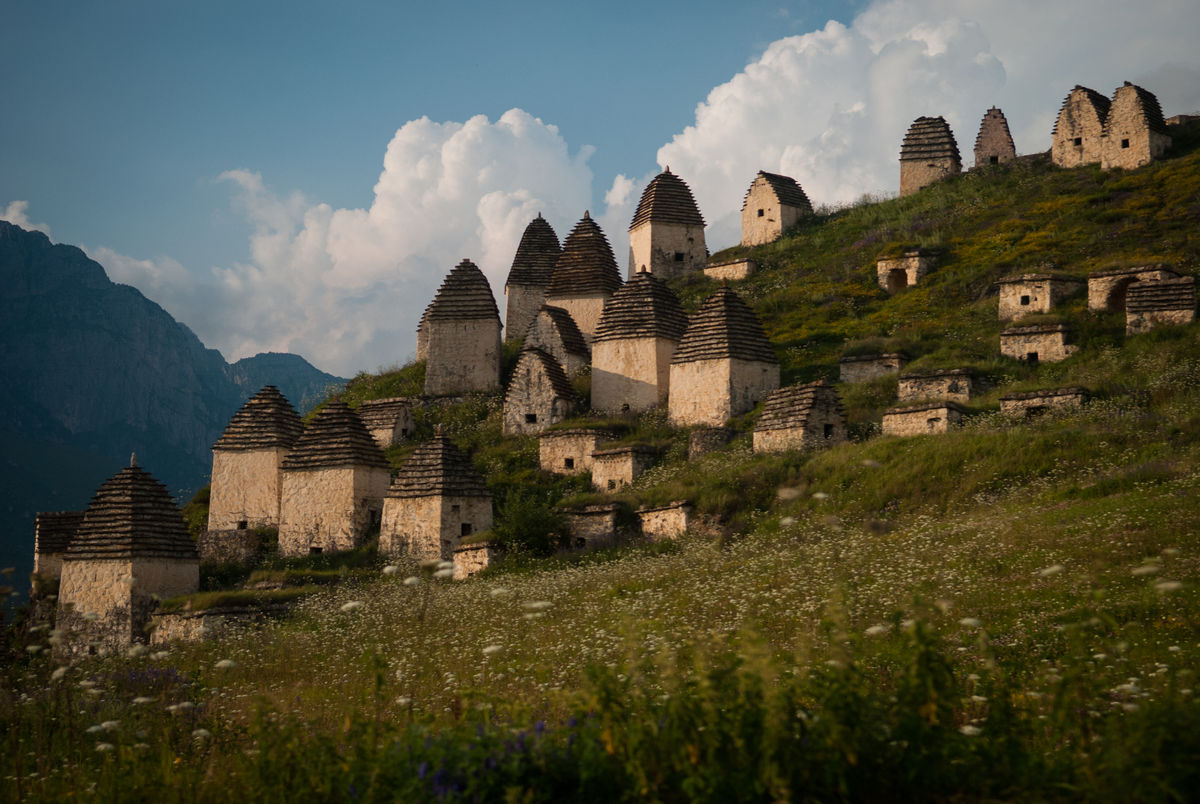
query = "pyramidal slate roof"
(1053, 86, 1112, 134)
(593, 271, 688, 343)
(974, 107, 1015, 152)
(65, 461, 198, 561)
(629, 169, 705, 230)
(213, 385, 304, 450)
(281, 400, 389, 471)
(426, 259, 500, 321)
(672, 286, 777, 364)
(545, 212, 623, 298)
(755, 381, 843, 432)
(508, 347, 578, 402)
(505, 214, 561, 288)
(529, 305, 589, 358)
(36, 511, 85, 554)
(387, 432, 490, 499)
(900, 116, 962, 164)
(1126, 276, 1196, 313)
(743, 171, 812, 212)
(1110, 82, 1168, 135)
(355, 397, 412, 430)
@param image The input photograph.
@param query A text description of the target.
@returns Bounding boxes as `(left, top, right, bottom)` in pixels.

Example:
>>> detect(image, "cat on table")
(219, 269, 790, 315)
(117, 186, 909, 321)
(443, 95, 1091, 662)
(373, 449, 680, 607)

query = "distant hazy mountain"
(0, 221, 346, 585)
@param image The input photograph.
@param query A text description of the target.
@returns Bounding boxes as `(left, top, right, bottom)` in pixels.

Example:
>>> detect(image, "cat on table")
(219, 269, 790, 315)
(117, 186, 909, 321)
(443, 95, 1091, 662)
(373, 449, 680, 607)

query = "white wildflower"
(50, 666, 68, 682)
(436, 560, 454, 571)
(958, 617, 981, 628)
(433, 568, 454, 580)
(1038, 564, 1064, 577)
(864, 624, 890, 637)
(340, 601, 364, 613)
(779, 516, 796, 528)
(959, 725, 981, 736)
(192, 728, 212, 740)
(488, 587, 510, 597)
(395, 696, 412, 706)
(382, 565, 399, 576)
(132, 696, 154, 705)
(126, 644, 149, 658)
(522, 601, 553, 612)
(861, 459, 882, 469)
(214, 659, 236, 670)
(151, 651, 170, 660)
(1131, 565, 1159, 576)
(482, 644, 504, 656)
(403, 576, 420, 587)
(776, 487, 802, 501)
(811, 491, 830, 500)
(25, 645, 43, 655)
(1155, 580, 1182, 592)
(95, 743, 115, 753)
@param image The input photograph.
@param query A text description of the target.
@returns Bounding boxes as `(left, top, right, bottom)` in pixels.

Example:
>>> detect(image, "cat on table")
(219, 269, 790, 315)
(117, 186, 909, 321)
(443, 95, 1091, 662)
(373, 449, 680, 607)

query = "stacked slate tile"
(900, 116, 962, 166)
(756, 381, 845, 432)
(387, 432, 489, 498)
(35, 511, 84, 555)
(745, 171, 812, 212)
(593, 272, 688, 342)
(1127, 277, 1196, 313)
(629, 169, 706, 229)
(214, 385, 304, 450)
(672, 286, 776, 364)
(65, 462, 198, 560)
(426, 259, 501, 321)
(1053, 86, 1111, 136)
(505, 214, 561, 289)
(513, 347, 579, 402)
(1112, 82, 1168, 134)
(530, 305, 590, 357)
(545, 212, 623, 298)
(355, 397, 412, 432)
(281, 400, 388, 471)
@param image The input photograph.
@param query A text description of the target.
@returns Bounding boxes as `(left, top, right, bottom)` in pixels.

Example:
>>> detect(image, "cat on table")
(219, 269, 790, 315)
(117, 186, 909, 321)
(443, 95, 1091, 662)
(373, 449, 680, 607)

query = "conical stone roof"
(545, 212, 623, 298)
(629, 169, 705, 230)
(426, 259, 500, 322)
(387, 432, 490, 498)
(1052, 86, 1111, 135)
(900, 116, 962, 164)
(756, 381, 843, 432)
(213, 385, 304, 450)
(281, 400, 389, 471)
(593, 271, 688, 343)
(65, 461, 198, 560)
(505, 214, 562, 288)
(672, 286, 777, 364)
(36, 511, 85, 554)
(974, 107, 1016, 164)
(742, 171, 812, 211)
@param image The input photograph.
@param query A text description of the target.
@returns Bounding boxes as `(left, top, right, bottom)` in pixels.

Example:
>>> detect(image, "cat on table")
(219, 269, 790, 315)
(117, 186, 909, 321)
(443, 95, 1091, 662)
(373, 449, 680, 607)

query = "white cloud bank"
(0, 201, 51, 236)
(9, 0, 1199, 377)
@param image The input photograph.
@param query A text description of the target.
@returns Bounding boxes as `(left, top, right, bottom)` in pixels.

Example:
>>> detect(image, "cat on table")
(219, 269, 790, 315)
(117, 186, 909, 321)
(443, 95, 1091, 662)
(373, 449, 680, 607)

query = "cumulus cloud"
(1, 201, 51, 236)
(650, 0, 1200, 249)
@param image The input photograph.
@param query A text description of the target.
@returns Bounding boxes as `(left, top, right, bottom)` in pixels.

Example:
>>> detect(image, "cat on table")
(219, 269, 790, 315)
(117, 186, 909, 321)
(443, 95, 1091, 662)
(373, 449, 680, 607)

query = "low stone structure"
(1088, 265, 1180, 312)
(56, 459, 200, 658)
(151, 603, 291, 645)
(877, 248, 935, 294)
(628, 168, 707, 279)
(839, 353, 907, 383)
(752, 381, 846, 454)
(591, 271, 688, 413)
(1101, 82, 1170, 171)
(207, 385, 304, 533)
(544, 212, 624, 344)
(899, 116, 961, 196)
(688, 427, 733, 459)
(196, 528, 265, 565)
(897, 369, 975, 403)
(592, 445, 659, 492)
(1126, 277, 1197, 335)
(502, 348, 579, 435)
(380, 431, 492, 561)
(741, 171, 812, 246)
(524, 305, 590, 377)
(974, 107, 1016, 167)
(1000, 387, 1087, 417)
(1052, 85, 1111, 168)
(996, 274, 1084, 321)
(882, 401, 966, 436)
(538, 429, 614, 475)
(703, 258, 757, 281)
(999, 324, 1077, 364)
(33, 510, 83, 582)
(452, 540, 499, 580)
(423, 259, 502, 395)
(637, 501, 693, 541)
(560, 502, 628, 550)
(669, 285, 779, 426)
(503, 214, 561, 344)
(355, 397, 414, 450)
(278, 401, 390, 556)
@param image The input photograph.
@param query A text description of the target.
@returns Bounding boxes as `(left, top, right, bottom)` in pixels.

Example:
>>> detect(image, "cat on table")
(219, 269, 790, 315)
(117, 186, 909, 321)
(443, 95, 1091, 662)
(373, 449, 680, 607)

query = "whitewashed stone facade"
(882, 401, 966, 436)
(741, 171, 812, 246)
(1000, 324, 1078, 363)
(839, 354, 907, 383)
(704, 258, 757, 281)
(561, 502, 627, 550)
(452, 541, 499, 580)
(628, 169, 707, 279)
(538, 429, 614, 475)
(502, 348, 578, 435)
(638, 502, 693, 541)
(997, 274, 1084, 321)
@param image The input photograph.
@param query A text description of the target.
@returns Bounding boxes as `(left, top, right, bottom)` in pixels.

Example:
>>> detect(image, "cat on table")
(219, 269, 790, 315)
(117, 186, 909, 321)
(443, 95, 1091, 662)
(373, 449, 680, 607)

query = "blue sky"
(4, 0, 1199, 375)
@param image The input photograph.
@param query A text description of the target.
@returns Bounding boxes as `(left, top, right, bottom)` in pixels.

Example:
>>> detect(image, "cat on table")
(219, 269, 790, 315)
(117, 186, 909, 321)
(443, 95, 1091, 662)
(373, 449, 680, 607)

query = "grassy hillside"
(4, 130, 1200, 800)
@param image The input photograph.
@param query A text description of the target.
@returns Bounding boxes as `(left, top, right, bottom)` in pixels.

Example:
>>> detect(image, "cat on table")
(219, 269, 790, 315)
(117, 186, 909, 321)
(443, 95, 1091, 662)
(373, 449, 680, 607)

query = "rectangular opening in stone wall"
(1073, 137, 1082, 146)
(607, 479, 616, 490)
(310, 547, 323, 555)
(757, 208, 764, 217)
(1025, 352, 1039, 364)
(990, 155, 999, 164)
(525, 413, 537, 424)
(237, 520, 248, 530)
(1020, 295, 1030, 306)
(370, 509, 381, 527)
(451, 504, 460, 514)
(1026, 405, 1048, 418)
(1122, 139, 1130, 149)
(401, 427, 409, 436)
(674, 252, 684, 262)
(926, 417, 941, 431)
(823, 424, 834, 439)
(564, 457, 575, 469)
(461, 523, 472, 537)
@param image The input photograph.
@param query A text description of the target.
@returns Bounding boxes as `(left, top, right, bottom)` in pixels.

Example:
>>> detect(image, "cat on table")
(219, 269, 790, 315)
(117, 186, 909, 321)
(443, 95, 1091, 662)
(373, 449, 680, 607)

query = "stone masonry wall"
(1052, 91, 1107, 168)
(882, 404, 964, 436)
(897, 372, 974, 403)
(900, 158, 957, 197)
(504, 284, 547, 345)
(703, 259, 756, 281)
(538, 431, 612, 475)
(279, 466, 389, 556)
(638, 503, 692, 541)
(629, 222, 707, 279)
(208, 447, 288, 531)
(668, 358, 779, 427)
(425, 319, 501, 395)
(151, 605, 286, 645)
(592, 336, 676, 413)
(876, 252, 933, 293)
(839, 354, 907, 383)
(592, 450, 656, 492)
(1000, 328, 1077, 363)
(998, 278, 1083, 321)
(1088, 267, 1178, 312)
(1102, 87, 1171, 170)
(526, 311, 589, 376)
(381, 495, 492, 561)
(502, 359, 574, 436)
(547, 294, 609, 345)
(1127, 307, 1195, 335)
(752, 419, 845, 454)
(452, 542, 498, 580)
(562, 505, 623, 550)
(742, 179, 804, 246)
(1000, 389, 1086, 417)
(197, 529, 264, 565)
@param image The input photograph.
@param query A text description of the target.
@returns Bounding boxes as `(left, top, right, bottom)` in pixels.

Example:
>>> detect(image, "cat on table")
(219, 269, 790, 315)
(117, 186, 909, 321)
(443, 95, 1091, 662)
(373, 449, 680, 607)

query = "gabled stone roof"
(386, 432, 490, 499)
(593, 272, 688, 343)
(1109, 82, 1169, 136)
(996, 273, 1081, 285)
(900, 116, 962, 164)
(508, 348, 578, 402)
(672, 286, 777, 364)
(885, 400, 968, 415)
(742, 171, 812, 212)
(355, 397, 412, 430)
(281, 400, 389, 471)
(426, 259, 500, 322)
(505, 214, 561, 288)
(755, 381, 843, 432)
(1000, 387, 1088, 402)
(65, 461, 198, 561)
(1126, 277, 1196, 313)
(1000, 323, 1071, 336)
(545, 212, 623, 298)
(1052, 86, 1111, 135)
(629, 169, 705, 230)
(35, 511, 84, 554)
(529, 305, 590, 358)
(899, 368, 972, 380)
(213, 385, 304, 451)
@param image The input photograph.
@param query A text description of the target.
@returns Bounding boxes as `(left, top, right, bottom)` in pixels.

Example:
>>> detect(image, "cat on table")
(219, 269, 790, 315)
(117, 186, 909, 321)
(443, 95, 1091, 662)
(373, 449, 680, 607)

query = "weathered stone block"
(592, 445, 659, 492)
(996, 274, 1084, 321)
(452, 541, 499, 580)
(208, 447, 290, 531)
(704, 258, 757, 281)
(999, 324, 1077, 363)
(876, 249, 934, 294)
(752, 381, 846, 454)
(1000, 387, 1087, 417)
(638, 502, 693, 541)
(882, 401, 966, 436)
(1101, 82, 1171, 170)
(741, 171, 812, 246)
(839, 353, 907, 383)
(592, 336, 677, 413)
(668, 357, 779, 427)
(278, 466, 389, 556)
(897, 369, 974, 403)
(560, 503, 629, 550)
(538, 429, 614, 475)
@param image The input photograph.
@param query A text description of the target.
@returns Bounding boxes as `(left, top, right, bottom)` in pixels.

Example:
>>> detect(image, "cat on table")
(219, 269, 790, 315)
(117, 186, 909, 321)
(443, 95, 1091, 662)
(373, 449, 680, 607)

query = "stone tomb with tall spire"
(627, 168, 707, 279)
(899, 116, 962, 196)
(422, 259, 503, 395)
(503, 214, 562, 344)
(543, 212, 623, 344)
(974, 107, 1016, 167)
